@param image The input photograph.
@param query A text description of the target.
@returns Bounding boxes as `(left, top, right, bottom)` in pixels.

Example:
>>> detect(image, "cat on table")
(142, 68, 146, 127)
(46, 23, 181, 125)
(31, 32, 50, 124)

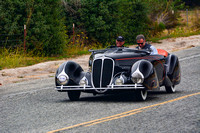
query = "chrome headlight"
(131, 70, 144, 84)
(115, 75, 124, 85)
(79, 76, 88, 86)
(57, 75, 69, 85)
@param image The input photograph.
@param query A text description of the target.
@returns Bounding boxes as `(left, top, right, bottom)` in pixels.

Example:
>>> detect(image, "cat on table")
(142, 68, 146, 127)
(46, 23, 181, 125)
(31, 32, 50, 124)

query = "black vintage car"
(55, 46, 181, 101)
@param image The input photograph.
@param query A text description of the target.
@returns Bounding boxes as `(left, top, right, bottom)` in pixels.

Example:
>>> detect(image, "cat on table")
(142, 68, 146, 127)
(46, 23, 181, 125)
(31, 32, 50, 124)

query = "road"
(0, 47, 200, 133)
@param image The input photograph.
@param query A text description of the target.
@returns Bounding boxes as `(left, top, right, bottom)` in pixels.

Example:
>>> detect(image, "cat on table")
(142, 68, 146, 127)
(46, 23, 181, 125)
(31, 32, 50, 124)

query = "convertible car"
(55, 46, 181, 101)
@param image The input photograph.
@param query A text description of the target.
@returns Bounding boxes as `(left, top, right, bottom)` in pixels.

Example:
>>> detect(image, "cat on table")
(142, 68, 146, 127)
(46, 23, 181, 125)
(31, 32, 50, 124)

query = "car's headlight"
(115, 78, 123, 85)
(57, 75, 69, 85)
(115, 76, 124, 85)
(79, 76, 88, 86)
(131, 71, 144, 84)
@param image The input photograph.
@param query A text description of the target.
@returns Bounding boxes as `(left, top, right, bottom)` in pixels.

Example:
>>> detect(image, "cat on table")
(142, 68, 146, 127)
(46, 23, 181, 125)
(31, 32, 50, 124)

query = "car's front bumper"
(55, 84, 145, 91)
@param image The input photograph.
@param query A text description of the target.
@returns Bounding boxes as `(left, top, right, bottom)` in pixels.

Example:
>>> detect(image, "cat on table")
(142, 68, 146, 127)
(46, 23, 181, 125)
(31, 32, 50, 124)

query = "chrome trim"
(131, 62, 144, 83)
(95, 89, 107, 93)
(55, 84, 145, 91)
(57, 62, 68, 79)
(79, 76, 88, 86)
(108, 84, 145, 89)
(114, 74, 125, 85)
(91, 56, 115, 88)
(100, 57, 104, 88)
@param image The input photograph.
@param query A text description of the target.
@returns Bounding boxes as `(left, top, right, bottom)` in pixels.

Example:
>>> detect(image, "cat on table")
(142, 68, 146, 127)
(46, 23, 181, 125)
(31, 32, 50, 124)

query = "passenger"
(136, 34, 158, 55)
(116, 36, 125, 47)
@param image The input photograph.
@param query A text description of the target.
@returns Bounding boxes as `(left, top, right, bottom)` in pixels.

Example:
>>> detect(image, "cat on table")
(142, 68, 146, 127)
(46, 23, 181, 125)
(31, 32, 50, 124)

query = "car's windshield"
(89, 47, 151, 55)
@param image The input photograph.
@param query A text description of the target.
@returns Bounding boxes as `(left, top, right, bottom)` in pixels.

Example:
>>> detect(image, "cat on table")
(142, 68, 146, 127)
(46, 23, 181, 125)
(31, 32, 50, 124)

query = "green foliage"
(119, 0, 149, 42)
(0, 0, 25, 47)
(63, 0, 118, 44)
(151, 22, 167, 36)
(0, 0, 25, 34)
(26, 0, 67, 56)
(62, 0, 149, 45)
(79, 1, 115, 43)
(1, 0, 200, 70)
(0, 0, 198, 60)
(0, 0, 67, 56)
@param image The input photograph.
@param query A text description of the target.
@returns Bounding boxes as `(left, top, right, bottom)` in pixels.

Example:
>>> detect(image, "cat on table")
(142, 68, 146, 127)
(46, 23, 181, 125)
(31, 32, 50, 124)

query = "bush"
(0, 0, 67, 56)
(119, 1, 149, 43)
(62, 0, 149, 45)
(145, 0, 185, 36)
(0, 0, 25, 47)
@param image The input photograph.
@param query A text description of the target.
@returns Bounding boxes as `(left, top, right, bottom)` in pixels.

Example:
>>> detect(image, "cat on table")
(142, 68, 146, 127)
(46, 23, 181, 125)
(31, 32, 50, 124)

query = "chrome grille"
(92, 58, 114, 88)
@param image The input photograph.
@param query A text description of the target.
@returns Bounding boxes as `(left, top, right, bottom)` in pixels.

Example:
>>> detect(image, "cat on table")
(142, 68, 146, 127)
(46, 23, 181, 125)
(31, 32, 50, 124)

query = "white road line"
(179, 54, 200, 61)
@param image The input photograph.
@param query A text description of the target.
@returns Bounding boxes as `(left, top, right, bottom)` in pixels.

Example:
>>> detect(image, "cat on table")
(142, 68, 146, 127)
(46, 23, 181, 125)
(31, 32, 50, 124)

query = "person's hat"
(116, 36, 125, 42)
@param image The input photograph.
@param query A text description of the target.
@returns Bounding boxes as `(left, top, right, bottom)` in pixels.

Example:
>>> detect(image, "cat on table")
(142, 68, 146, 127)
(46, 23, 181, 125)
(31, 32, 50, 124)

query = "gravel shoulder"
(0, 35, 200, 86)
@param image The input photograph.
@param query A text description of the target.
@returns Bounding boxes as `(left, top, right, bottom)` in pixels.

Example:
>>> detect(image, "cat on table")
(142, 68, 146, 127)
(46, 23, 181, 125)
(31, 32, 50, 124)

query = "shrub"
(62, 0, 149, 45)
(0, 0, 67, 56)
(145, 0, 185, 36)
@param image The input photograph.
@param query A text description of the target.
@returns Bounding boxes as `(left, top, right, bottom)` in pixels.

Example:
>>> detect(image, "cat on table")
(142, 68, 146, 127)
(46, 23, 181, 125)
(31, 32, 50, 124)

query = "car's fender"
(131, 60, 153, 79)
(55, 61, 84, 85)
(131, 60, 160, 90)
(165, 54, 178, 75)
(165, 54, 181, 85)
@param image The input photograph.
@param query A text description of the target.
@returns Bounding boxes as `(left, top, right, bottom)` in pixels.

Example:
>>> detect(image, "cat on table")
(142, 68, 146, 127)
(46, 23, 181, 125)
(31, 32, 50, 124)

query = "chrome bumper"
(55, 84, 145, 91)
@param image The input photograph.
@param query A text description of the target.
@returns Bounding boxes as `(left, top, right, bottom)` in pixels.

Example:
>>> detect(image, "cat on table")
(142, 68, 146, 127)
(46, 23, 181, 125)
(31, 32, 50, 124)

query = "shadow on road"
(54, 90, 182, 103)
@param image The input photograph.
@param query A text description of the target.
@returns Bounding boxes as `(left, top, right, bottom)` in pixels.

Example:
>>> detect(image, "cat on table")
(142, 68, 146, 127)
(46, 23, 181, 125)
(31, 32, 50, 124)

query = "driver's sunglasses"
(137, 42, 144, 45)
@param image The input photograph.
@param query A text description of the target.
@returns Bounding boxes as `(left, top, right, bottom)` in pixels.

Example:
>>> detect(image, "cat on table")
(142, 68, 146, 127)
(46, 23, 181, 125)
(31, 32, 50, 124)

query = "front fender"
(131, 60, 160, 90)
(131, 60, 153, 78)
(165, 54, 181, 85)
(166, 54, 178, 75)
(56, 61, 84, 85)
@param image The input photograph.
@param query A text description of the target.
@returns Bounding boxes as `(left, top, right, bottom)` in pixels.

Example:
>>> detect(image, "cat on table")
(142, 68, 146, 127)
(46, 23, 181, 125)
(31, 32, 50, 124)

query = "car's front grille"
(92, 59, 102, 88)
(92, 58, 114, 88)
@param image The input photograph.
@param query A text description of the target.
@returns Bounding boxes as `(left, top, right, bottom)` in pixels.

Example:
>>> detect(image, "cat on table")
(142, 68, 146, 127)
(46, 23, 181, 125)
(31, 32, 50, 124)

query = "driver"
(116, 36, 125, 47)
(136, 34, 158, 55)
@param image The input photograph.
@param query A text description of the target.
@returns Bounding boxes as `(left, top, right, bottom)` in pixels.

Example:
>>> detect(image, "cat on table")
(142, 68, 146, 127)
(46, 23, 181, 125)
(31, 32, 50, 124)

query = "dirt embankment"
(0, 35, 200, 86)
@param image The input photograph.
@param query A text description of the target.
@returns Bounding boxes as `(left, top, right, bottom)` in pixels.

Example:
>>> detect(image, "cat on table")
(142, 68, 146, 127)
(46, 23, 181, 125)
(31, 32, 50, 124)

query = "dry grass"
(150, 9, 200, 42)
(0, 47, 56, 70)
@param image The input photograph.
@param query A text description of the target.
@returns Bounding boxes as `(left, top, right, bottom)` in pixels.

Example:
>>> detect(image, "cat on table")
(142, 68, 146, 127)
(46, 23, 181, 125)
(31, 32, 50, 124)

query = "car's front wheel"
(68, 91, 81, 101)
(134, 90, 147, 101)
(165, 85, 175, 93)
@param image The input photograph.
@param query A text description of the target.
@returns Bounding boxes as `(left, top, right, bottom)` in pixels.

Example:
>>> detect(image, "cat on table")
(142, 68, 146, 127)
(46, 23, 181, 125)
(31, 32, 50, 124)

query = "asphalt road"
(0, 47, 200, 133)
